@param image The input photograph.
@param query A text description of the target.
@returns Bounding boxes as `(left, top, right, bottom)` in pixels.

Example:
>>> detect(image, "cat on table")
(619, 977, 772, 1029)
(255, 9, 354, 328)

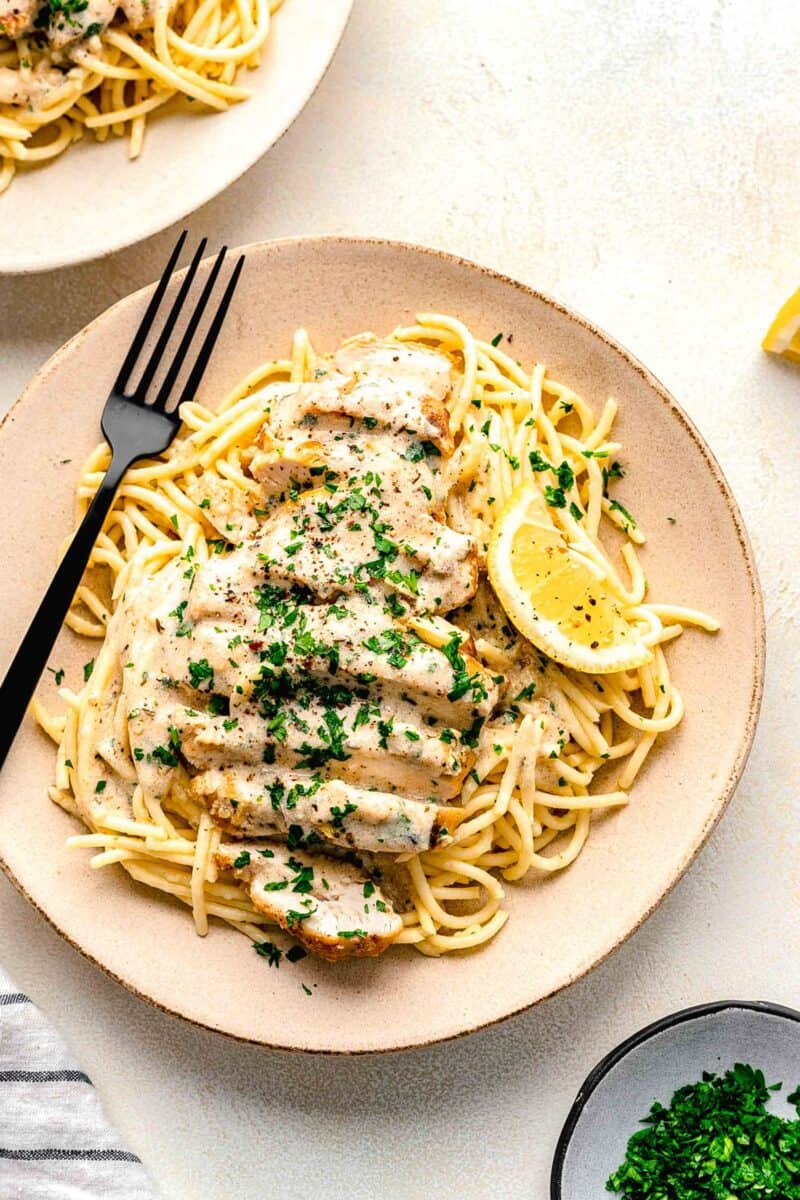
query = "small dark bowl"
(551, 1000, 800, 1198)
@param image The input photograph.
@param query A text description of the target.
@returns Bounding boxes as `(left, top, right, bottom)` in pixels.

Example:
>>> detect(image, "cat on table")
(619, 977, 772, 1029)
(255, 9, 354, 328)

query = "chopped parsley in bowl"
(551, 1001, 800, 1200)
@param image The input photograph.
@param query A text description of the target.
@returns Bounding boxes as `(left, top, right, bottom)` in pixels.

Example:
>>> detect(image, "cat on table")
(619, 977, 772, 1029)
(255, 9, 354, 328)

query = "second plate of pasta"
(0, 237, 764, 1051)
(0, 0, 352, 272)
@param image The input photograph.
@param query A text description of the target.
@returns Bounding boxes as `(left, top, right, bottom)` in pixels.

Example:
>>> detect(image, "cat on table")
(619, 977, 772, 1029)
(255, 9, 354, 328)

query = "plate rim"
(0, 235, 767, 1053)
(0, 2, 354, 276)
(549, 998, 800, 1197)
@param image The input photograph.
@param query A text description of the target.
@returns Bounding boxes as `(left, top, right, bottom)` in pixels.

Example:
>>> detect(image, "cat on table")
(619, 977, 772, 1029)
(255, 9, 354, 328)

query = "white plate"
(0, 0, 352, 274)
(0, 238, 764, 1052)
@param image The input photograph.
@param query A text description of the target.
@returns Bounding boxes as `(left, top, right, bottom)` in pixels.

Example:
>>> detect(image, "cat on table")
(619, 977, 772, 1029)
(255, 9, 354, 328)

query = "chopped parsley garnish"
(383, 592, 407, 619)
(151, 743, 179, 767)
(555, 460, 574, 490)
(285, 905, 316, 927)
(330, 802, 358, 831)
(289, 862, 314, 894)
(187, 658, 214, 691)
(169, 600, 192, 637)
(362, 627, 420, 670)
(37, 0, 88, 30)
(47, 666, 65, 685)
(609, 498, 636, 531)
(285, 825, 306, 852)
(403, 440, 441, 463)
(351, 702, 379, 734)
(528, 449, 552, 472)
(233, 851, 251, 868)
(296, 707, 350, 770)
(254, 941, 282, 967)
(544, 484, 567, 508)
(151, 725, 181, 768)
(607, 1062, 800, 1199)
(377, 717, 394, 749)
(441, 632, 488, 704)
(459, 715, 484, 748)
(83, 659, 94, 682)
(602, 459, 625, 495)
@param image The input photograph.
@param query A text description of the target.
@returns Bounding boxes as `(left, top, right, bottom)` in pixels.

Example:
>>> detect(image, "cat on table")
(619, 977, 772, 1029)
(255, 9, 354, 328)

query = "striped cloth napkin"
(0, 966, 157, 1198)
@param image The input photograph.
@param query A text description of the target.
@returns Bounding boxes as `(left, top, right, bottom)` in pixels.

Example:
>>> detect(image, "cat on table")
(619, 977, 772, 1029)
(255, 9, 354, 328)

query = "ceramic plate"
(551, 1001, 800, 1197)
(0, 1, 352, 274)
(0, 238, 765, 1053)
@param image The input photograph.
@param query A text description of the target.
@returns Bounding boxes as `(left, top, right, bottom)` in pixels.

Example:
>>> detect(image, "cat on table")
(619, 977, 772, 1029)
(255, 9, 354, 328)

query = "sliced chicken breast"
(0, 0, 37, 38)
(192, 767, 460, 853)
(87, 334, 504, 961)
(216, 841, 403, 960)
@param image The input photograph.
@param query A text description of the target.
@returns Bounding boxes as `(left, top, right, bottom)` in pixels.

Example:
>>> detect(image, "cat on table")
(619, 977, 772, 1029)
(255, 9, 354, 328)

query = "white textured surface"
(0, 2, 798, 1196)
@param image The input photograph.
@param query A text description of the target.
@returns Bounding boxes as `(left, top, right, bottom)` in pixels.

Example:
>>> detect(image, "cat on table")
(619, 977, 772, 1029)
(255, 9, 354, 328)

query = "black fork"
(0, 232, 245, 769)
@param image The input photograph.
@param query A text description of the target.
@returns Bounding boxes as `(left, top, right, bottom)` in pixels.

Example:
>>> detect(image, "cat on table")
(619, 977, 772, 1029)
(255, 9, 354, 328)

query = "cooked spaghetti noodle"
(34, 315, 718, 958)
(0, 0, 281, 193)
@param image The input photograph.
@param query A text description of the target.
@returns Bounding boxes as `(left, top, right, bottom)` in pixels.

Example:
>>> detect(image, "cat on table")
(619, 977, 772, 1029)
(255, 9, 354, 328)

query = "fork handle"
(0, 454, 130, 771)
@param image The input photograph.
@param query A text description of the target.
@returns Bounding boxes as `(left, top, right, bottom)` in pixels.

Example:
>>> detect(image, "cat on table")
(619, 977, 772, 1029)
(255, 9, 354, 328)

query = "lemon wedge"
(487, 484, 653, 674)
(762, 287, 800, 364)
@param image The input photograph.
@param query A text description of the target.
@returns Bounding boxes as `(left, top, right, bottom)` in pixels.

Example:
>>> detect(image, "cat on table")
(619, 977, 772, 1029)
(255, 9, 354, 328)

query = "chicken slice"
(263, 341, 453, 450)
(182, 595, 498, 725)
(47, 0, 115, 48)
(216, 841, 402, 960)
(177, 702, 470, 802)
(254, 477, 477, 613)
(246, 419, 443, 508)
(332, 338, 454, 448)
(192, 767, 460, 853)
(244, 338, 454, 505)
(0, 0, 37, 38)
(185, 472, 258, 542)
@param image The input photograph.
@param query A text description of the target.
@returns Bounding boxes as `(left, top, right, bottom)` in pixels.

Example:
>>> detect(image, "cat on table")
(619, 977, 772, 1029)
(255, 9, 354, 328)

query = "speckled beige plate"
(0, 238, 765, 1053)
(0, 0, 352, 274)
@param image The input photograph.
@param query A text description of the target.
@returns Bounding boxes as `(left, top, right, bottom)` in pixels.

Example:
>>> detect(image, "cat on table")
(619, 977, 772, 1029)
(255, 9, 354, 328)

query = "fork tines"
(115, 232, 245, 414)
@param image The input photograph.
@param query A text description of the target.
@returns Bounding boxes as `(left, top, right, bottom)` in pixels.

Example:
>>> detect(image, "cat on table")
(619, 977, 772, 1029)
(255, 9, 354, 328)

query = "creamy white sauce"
(1, 0, 161, 111)
(84, 339, 506, 955)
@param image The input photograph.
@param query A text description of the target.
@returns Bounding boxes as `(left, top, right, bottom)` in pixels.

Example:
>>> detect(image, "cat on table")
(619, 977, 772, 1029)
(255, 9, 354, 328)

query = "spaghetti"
(0, 0, 281, 193)
(34, 315, 718, 958)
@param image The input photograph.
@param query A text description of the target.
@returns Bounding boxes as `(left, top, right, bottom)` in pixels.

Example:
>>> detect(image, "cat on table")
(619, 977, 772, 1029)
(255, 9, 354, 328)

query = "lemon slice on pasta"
(487, 484, 653, 674)
(762, 286, 800, 364)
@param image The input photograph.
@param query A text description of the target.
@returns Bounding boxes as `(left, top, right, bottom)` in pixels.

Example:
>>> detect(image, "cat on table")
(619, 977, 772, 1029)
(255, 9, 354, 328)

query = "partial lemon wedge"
(487, 484, 653, 674)
(763, 286, 800, 364)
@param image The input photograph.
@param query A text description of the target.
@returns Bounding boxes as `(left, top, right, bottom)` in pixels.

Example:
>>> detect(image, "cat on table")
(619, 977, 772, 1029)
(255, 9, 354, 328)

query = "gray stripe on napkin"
(0, 967, 158, 1198)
